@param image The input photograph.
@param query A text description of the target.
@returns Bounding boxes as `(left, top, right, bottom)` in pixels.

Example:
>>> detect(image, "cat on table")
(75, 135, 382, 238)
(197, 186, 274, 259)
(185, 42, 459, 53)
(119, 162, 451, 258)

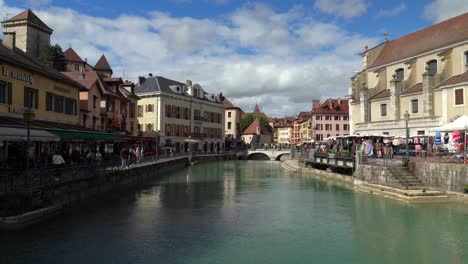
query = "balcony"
(193, 116, 208, 123)
(191, 132, 207, 139)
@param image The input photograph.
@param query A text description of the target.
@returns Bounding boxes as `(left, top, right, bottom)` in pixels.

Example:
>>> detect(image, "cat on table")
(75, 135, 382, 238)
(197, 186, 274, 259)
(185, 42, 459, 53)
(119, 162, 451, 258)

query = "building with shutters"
(135, 76, 225, 153)
(349, 12, 468, 137)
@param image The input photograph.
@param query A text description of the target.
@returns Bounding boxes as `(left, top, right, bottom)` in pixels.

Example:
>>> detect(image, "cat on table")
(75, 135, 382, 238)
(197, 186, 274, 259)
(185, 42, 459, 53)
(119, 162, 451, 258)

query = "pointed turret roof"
(2, 9, 53, 33)
(253, 103, 261, 113)
(94, 54, 112, 72)
(63, 48, 84, 63)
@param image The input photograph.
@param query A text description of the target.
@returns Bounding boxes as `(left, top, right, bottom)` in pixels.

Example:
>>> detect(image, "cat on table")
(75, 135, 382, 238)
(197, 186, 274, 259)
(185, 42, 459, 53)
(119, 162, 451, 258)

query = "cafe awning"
(0, 126, 60, 142)
(48, 129, 123, 141)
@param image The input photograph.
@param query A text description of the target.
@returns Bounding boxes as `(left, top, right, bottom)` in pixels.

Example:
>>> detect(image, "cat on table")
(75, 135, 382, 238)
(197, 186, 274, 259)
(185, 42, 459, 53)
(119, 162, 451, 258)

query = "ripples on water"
(1, 161, 468, 264)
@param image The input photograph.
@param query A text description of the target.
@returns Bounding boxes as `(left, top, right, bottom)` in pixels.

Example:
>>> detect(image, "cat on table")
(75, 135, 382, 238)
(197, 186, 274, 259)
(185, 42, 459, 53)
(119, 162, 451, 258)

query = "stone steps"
(356, 183, 449, 203)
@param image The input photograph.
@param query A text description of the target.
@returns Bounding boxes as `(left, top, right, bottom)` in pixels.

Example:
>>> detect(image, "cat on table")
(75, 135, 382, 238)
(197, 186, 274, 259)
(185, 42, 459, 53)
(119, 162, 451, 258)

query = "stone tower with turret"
(1, 9, 53, 58)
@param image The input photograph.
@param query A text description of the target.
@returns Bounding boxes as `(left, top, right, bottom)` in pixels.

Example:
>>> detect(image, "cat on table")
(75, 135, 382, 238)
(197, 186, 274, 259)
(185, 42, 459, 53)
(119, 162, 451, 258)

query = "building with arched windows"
(349, 12, 468, 137)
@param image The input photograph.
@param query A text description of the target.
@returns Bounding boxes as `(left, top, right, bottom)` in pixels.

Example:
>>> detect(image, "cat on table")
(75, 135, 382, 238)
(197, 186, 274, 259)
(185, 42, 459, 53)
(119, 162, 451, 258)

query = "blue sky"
(2, 0, 468, 116)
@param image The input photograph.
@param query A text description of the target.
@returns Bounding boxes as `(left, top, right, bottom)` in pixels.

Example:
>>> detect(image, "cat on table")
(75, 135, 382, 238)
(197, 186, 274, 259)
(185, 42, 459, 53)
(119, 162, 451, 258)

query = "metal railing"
(0, 151, 240, 195)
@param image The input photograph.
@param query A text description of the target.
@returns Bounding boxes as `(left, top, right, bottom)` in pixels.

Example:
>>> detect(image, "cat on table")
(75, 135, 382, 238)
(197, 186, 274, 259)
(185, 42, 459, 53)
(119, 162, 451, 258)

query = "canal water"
(1, 161, 468, 264)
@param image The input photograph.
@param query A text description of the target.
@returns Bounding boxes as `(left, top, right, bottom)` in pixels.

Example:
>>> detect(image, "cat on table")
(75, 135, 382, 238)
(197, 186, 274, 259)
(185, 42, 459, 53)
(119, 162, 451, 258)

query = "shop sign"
(2, 67, 33, 84)
(8, 106, 26, 113)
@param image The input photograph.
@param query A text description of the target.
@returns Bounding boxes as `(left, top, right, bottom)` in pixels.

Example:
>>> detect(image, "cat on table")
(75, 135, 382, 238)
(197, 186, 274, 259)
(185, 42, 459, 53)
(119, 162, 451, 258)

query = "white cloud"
(423, 0, 468, 22)
(0, 1, 377, 117)
(376, 3, 407, 18)
(314, 0, 367, 19)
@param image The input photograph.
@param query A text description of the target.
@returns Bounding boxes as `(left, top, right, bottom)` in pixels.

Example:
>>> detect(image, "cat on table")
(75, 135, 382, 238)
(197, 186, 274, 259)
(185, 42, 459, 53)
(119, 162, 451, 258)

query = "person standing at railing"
(95, 151, 103, 165)
(52, 152, 65, 167)
(120, 147, 129, 168)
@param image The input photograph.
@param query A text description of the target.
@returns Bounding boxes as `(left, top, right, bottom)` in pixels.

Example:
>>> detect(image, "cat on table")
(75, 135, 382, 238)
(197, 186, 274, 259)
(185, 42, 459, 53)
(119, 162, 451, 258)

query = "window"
(411, 99, 419, 113)
(455, 88, 464, 105)
(129, 103, 135, 118)
(0, 81, 12, 104)
(315, 134, 323, 141)
(228, 111, 232, 118)
(315, 116, 322, 120)
(343, 116, 349, 121)
(65, 98, 77, 115)
(176, 107, 181, 118)
(228, 122, 232, 130)
(74, 64, 80, 71)
(395, 68, 404, 81)
(336, 124, 340, 131)
(427, 60, 437, 75)
(24, 87, 38, 109)
(325, 124, 332, 130)
(54, 95, 64, 113)
(92, 95, 98, 108)
(380, 104, 387, 117)
(147, 104, 153, 112)
(166, 105, 171, 117)
(46, 93, 53, 111)
(344, 124, 349, 131)
(83, 115, 87, 127)
(184, 108, 189, 120)
(325, 116, 331, 120)
(334, 116, 340, 121)
(137, 105, 143, 117)
(417, 130, 425, 136)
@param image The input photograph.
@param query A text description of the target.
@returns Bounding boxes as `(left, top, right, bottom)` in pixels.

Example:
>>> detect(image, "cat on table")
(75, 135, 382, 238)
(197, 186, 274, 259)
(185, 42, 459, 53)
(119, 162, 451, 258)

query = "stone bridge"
(245, 149, 291, 161)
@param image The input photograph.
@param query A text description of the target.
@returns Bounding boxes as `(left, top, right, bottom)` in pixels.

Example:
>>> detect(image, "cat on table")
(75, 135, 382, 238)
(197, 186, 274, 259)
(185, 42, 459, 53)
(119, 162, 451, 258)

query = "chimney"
(329, 99, 333, 109)
(338, 98, 341, 105)
(79, 66, 85, 80)
(186, 80, 192, 86)
(148, 73, 153, 77)
(312, 100, 320, 110)
(138, 76, 146, 85)
(85, 58, 88, 64)
(3, 32, 16, 50)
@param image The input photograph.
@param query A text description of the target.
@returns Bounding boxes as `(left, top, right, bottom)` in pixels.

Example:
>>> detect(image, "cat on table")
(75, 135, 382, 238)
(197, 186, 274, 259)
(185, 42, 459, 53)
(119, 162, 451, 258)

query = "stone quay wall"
(353, 165, 400, 186)
(411, 162, 468, 193)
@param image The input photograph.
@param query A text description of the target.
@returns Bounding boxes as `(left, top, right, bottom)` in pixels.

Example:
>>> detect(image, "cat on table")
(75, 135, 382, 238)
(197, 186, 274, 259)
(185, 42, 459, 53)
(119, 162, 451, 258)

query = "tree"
(38, 43, 66, 71)
(242, 113, 273, 133)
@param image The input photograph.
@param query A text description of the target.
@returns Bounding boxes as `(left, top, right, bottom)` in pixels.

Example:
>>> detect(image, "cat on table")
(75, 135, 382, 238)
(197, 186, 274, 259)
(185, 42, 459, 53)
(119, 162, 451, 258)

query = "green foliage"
(241, 113, 272, 133)
(464, 184, 468, 193)
(38, 44, 66, 71)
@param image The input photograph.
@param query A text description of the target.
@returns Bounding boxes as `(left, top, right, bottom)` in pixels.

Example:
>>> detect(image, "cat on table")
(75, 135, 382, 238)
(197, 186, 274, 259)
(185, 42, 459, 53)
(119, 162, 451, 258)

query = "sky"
(2, 0, 468, 117)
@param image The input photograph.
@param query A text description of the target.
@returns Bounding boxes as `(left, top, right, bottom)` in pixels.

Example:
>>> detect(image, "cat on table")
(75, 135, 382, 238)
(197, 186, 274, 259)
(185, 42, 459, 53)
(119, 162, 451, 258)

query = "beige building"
(349, 12, 468, 137)
(2, 10, 52, 59)
(222, 97, 244, 150)
(135, 76, 225, 153)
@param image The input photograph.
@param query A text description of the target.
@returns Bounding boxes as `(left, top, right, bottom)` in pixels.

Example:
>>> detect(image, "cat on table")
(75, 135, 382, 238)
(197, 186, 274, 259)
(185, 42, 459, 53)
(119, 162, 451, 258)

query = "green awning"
(48, 130, 123, 141)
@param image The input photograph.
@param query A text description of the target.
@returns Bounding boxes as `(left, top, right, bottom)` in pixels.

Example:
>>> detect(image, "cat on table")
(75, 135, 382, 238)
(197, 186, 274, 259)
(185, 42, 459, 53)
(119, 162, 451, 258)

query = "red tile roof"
(369, 89, 390, 100)
(370, 12, 468, 69)
(94, 55, 112, 72)
(2, 9, 53, 32)
(103, 77, 122, 83)
(223, 97, 235, 107)
(437, 71, 468, 87)
(243, 119, 271, 135)
(311, 99, 349, 114)
(401, 83, 423, 95)
(63, 48, 84, 63)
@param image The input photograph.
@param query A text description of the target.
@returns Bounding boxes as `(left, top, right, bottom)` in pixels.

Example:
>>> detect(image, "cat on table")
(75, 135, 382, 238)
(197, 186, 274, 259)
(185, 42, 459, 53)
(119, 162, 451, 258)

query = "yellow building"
(349, 12, 468, 137)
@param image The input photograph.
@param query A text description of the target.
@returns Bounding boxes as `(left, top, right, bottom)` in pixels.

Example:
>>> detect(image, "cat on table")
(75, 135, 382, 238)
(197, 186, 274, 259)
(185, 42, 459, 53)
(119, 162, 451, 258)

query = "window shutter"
(35, 90, 39, 109)
(455, 89, 464, 105)
(7, 82, 12, 105)
(24, 87, 28, 107)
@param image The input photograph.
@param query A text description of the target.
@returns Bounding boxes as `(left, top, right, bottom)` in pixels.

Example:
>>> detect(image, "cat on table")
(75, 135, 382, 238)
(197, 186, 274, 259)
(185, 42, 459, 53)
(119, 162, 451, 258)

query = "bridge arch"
(247, 153, 271, 160)
(275, 153, 290, 161)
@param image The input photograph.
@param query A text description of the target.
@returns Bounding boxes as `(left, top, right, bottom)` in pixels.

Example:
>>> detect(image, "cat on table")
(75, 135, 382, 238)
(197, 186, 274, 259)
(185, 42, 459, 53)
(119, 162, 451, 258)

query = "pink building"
(311, 99, 350, 143)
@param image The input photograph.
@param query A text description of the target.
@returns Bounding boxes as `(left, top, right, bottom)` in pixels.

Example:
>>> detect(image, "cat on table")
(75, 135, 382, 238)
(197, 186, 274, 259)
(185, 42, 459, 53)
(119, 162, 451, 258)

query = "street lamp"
(404, 110, 410, 164)
(23, 108, 35, 169)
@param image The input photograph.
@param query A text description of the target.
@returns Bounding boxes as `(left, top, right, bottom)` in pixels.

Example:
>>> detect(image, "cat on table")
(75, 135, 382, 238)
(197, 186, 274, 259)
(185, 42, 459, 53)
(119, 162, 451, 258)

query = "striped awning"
(0, 126, 60, 142)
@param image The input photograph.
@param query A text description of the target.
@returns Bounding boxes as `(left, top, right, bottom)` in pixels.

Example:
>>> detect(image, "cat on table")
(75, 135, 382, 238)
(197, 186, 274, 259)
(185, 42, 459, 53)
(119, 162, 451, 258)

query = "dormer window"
(395, 68, 404, 81)
(427, 60, 437, 75)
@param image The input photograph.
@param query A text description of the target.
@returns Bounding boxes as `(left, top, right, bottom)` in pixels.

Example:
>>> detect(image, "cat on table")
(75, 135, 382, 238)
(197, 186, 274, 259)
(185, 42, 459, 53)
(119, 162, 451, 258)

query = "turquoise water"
(1, 161, 468, 264)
